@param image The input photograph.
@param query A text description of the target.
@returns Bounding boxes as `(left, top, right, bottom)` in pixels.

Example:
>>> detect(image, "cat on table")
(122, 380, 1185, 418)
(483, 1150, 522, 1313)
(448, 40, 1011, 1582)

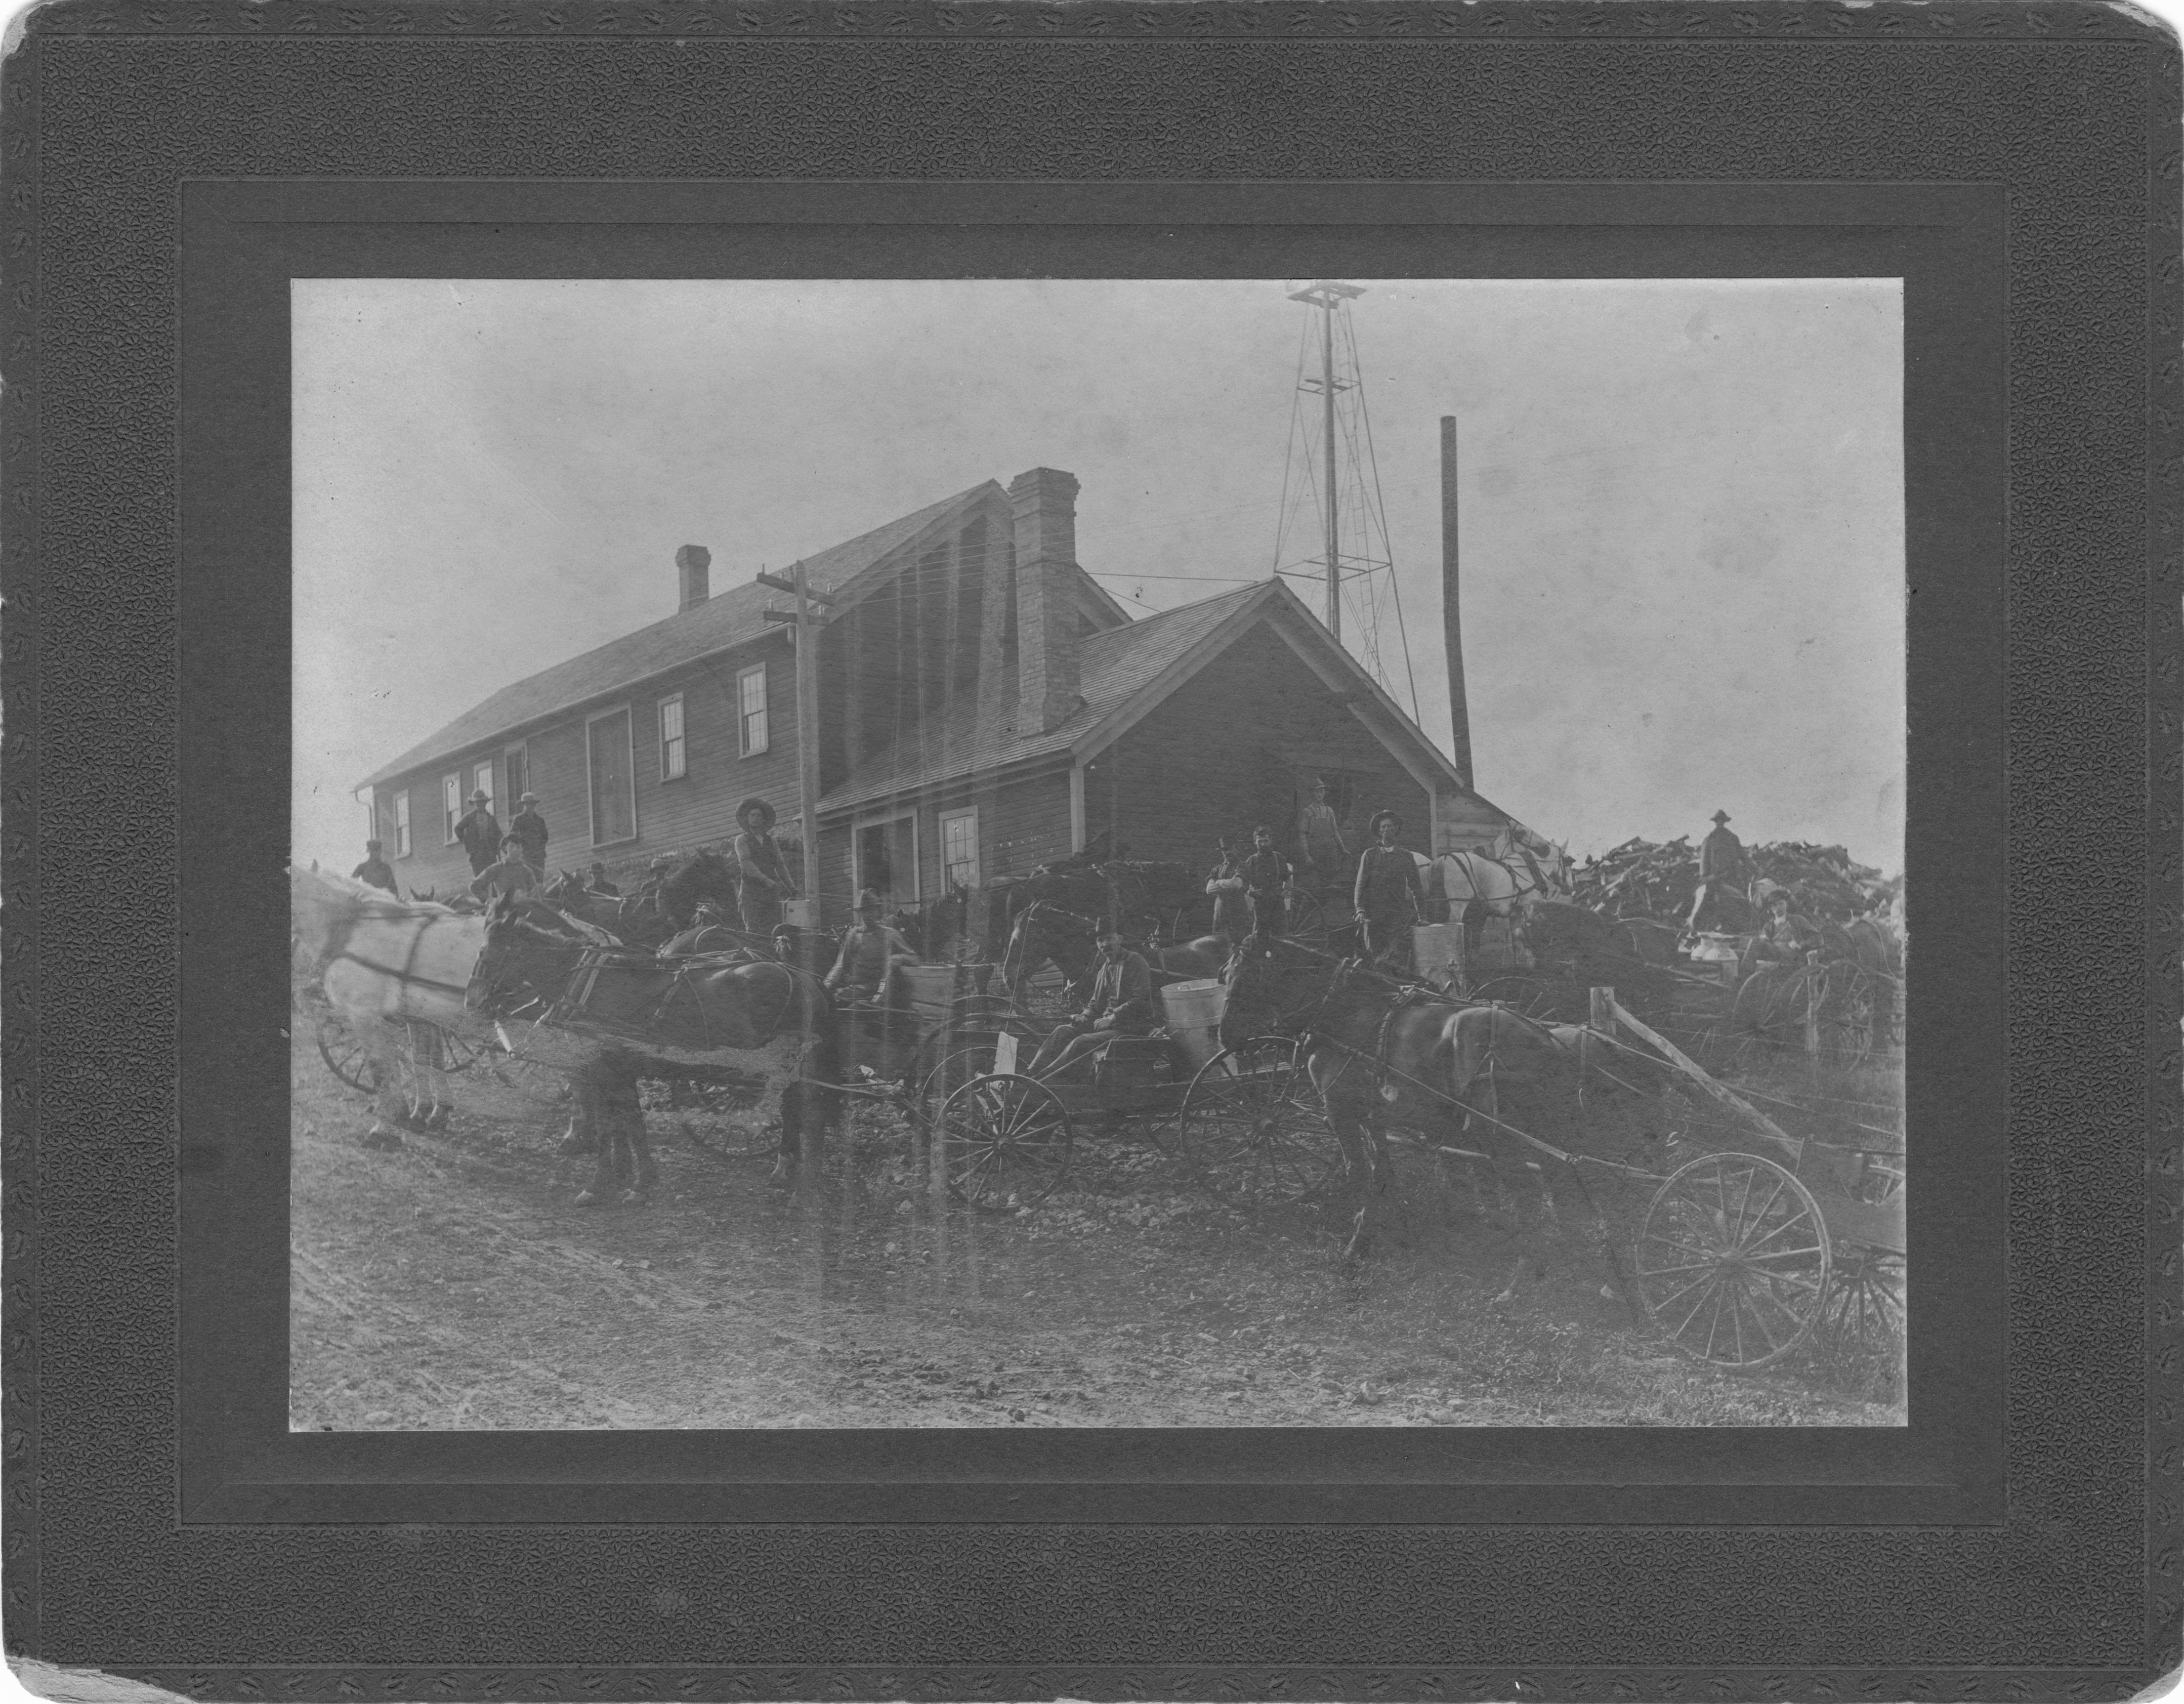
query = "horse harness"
(321, 907, 477, 1007)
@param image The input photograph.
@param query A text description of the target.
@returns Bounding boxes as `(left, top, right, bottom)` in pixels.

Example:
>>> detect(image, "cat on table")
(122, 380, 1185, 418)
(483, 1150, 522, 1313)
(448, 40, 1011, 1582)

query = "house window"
(660, 694, 687, 780)
(442, 772, 461, 844)
(586, 706, 637, 846)
(473, 761, 494, 812)
(505, 743, 528, 807)
(738, 663, 769, 757)
(939, 806, 979, 891)
(854, 811, 918, 906)
(393, 792, 412, 859)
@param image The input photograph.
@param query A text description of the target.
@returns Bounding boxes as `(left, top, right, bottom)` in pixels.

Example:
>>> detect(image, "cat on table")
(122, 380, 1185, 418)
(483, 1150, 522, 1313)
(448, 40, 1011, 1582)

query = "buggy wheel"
(910, 1035, 999, 1132)
(1176, 1036, 1343, 1208)
(938, 1073, 1072, 1211)
(1283, 893, 1328, 951)
(314, 1009, 376, 1094)
(1635, 1152, 1830, 1370)
(482, 1020, 574, 1107)
(1814, 1243, 1906, 1363)
(435, 1026, 492, 1074)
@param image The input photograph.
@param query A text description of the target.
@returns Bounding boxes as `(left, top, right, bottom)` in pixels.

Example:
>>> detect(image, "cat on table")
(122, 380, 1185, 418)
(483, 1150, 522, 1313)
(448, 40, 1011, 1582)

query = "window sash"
(738, 665, 769, 756)
(660, 695, 686, 780)
(473, 761, 494, 811)
(394, 793, 412, 858)
(442, 773, 461, 843)
(939, 807, 979, 889)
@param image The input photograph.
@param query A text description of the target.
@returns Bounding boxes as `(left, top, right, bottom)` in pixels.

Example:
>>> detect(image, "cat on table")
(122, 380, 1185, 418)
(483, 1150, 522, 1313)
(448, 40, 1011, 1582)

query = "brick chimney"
(676, 544, 710, 611)
(1009, 467, 1083, 736)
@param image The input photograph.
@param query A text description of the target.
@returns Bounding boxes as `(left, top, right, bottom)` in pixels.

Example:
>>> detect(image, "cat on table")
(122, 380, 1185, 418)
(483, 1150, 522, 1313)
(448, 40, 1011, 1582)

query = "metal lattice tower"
(1272, 281, 1420, 720)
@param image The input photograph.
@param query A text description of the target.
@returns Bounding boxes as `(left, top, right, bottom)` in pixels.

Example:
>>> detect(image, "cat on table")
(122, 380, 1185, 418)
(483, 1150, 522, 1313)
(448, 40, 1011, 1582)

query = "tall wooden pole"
(1442, 414, 1474, 789)
(1322, 299, 1340, 642)
(793, 560, 822, 908)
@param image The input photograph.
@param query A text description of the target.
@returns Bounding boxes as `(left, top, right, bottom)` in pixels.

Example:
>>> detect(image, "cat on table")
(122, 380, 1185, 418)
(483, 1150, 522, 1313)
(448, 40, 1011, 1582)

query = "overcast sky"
(295, 277, 1903, 872)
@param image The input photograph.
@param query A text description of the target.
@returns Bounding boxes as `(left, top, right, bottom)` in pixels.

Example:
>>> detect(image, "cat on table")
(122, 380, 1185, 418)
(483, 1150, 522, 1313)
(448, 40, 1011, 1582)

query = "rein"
(325, 910, 477, 1001)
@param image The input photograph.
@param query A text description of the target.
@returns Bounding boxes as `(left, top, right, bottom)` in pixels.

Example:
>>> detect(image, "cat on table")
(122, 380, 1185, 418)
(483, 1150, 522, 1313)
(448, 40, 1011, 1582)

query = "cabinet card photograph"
(288, 277, 1905, 1431)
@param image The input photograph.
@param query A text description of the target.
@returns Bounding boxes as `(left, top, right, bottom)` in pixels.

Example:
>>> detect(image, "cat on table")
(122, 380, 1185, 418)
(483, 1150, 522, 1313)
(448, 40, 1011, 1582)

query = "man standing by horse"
(1353, 809, 1426, 968)
(1239, 824, 1294, 939)
(350, 838, 398, 895)
(508, 791, 549, 872)
(1689, 808, 1749, 931)
(454, 787, 502, 877)
(1025, 924, 1154, 1082)
(470, 834, 540, 902)
(824, 890, 919, 1006)
(584, 861, 619, 896)
(732, 796, 795, 936)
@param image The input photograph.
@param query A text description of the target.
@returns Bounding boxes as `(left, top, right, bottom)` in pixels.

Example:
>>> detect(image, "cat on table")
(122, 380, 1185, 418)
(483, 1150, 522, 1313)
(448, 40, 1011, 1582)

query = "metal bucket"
(1160, 978, 1228, 1071)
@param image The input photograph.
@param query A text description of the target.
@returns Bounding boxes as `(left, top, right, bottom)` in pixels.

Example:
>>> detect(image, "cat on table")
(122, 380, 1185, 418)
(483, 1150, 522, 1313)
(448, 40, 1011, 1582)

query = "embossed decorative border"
(9, 0, 2179, 36)
(5, 5, 2179, 1696)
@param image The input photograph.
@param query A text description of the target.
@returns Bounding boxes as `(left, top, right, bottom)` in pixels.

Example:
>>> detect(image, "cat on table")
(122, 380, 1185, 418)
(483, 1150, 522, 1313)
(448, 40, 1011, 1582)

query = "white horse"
(1432, 828, 1567, 922)
(290, 867, 491, 1149)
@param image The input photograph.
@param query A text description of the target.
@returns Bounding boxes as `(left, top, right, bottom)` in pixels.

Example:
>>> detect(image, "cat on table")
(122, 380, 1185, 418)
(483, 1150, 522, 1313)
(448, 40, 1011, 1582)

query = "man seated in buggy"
(823, 889, 920, 1009)
(1024, 924, 1154, 1084)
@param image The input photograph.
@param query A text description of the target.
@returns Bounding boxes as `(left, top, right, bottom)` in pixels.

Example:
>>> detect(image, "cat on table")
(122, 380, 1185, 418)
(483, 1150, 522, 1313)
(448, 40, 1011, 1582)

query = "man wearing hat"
(1742, 886, 1817, 980)
(1690, 809, 1749, 931)
(732, 796, 795, 936)
(632, 853, 677, 920)
(824, 890, 919, 1006)
(584, 860, 620, 897)
(1025, 923, 1154, 1083)
(1293, 776, 1351, 916)
(1353, 809, 1426, 967)
(454, 787, 502, 877)
(508, 791, 549, 872)
(350, 839, 398, 896)
(469, 833, 540, 902)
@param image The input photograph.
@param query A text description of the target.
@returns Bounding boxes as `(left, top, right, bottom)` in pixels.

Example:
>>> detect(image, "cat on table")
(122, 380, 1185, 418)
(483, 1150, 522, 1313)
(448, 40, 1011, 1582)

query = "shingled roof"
(819, 581, 1271, 813)
(359, 482, 1004, 789)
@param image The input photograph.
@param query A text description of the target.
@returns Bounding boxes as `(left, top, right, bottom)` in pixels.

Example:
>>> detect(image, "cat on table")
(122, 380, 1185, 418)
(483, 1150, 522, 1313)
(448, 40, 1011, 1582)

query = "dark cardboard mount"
(5, 10, 2177, 1700)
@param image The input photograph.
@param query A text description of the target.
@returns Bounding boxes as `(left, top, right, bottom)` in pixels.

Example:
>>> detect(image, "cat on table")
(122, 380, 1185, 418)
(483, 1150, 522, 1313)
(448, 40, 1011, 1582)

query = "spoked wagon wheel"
(909, 1035, 1000, 1133)
(1282, 892, 1328, 951)
(938, 1073, 1073, 1211)
(314, 1008, 376, 1094)
(1634, 1151, 1831, 1371)
(1814, 1243, 1906, 1364)
(435, 1026, 493, 1074)
(1176, 1036, 1345, 1209)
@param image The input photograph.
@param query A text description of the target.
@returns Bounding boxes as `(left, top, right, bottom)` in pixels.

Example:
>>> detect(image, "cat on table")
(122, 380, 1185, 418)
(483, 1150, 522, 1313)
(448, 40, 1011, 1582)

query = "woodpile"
(1571, 836, 1898, 926)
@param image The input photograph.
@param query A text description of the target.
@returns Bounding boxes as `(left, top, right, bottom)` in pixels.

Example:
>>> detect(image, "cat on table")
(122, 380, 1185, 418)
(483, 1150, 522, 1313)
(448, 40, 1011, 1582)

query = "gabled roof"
(361, 482, 1006, 788)
(820, 583, 1265, 814)
(819, 577, 1515, 823)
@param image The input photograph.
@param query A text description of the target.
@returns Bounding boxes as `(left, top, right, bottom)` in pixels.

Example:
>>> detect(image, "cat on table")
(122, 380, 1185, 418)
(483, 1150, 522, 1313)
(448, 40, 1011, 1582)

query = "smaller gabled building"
(359, 467, 1517, 923)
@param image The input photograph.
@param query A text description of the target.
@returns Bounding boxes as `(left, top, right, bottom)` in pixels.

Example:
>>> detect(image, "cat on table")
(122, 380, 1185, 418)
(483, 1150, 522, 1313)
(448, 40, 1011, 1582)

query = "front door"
(854, 814, 918, 906)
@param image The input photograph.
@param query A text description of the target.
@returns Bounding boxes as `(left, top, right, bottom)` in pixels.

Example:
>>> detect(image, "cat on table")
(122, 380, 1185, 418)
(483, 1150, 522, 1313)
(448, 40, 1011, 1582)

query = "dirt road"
(289, 1033, 1898, 1430)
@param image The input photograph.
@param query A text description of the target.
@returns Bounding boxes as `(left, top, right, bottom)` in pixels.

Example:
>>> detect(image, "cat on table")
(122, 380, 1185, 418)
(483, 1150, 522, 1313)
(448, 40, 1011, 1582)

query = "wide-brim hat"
(650, 855, 675, 870)
(519, 792, 538, 804)
(469, 788, 491, 803)
(1368, 810, 1402, 835)
(737, 796, 776, 827)
(1711, 810, 1732, 824)
(854, 888, 884, 912)
(364, 839, 383, 850)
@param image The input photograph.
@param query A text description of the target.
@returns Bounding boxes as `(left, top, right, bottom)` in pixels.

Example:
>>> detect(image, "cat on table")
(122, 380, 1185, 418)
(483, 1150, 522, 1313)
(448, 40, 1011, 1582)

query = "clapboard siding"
(370, 633, 800, 896)
(1093, 624, 1434, 886)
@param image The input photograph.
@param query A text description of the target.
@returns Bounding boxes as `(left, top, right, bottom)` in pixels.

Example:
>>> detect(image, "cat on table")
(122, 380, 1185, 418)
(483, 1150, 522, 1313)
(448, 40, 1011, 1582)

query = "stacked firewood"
(1570, 836, 1899, 927)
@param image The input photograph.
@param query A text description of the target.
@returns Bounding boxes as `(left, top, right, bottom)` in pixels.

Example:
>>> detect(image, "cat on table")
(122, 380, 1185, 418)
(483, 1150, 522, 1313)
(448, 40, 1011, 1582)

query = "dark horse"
(1219, 937, 1621, 1264)
(542, 850, 742, 950)
(469, 898, 838, 1202)
(1000, 899, 1232, 1010)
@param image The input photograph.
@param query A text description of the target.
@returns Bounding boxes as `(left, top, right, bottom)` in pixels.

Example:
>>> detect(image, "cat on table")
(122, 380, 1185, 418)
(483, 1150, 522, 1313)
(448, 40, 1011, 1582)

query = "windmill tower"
(1271, 280, 1420, 721)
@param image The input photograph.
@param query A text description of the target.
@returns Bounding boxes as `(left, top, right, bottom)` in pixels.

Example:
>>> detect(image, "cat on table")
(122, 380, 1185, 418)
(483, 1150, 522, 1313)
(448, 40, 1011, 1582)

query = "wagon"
(929, 978, 1347, 1213)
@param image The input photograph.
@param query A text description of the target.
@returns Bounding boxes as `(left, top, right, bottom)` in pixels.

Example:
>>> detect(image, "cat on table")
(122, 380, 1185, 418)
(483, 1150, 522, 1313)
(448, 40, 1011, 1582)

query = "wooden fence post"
(1804, 949, 1823, 1060)
(1589, 986, 1616, 1035)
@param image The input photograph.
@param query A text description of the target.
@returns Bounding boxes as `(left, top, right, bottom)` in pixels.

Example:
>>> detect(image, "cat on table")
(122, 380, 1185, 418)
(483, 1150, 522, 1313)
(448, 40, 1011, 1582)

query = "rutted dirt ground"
(289, 1030, 1900, 1430)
